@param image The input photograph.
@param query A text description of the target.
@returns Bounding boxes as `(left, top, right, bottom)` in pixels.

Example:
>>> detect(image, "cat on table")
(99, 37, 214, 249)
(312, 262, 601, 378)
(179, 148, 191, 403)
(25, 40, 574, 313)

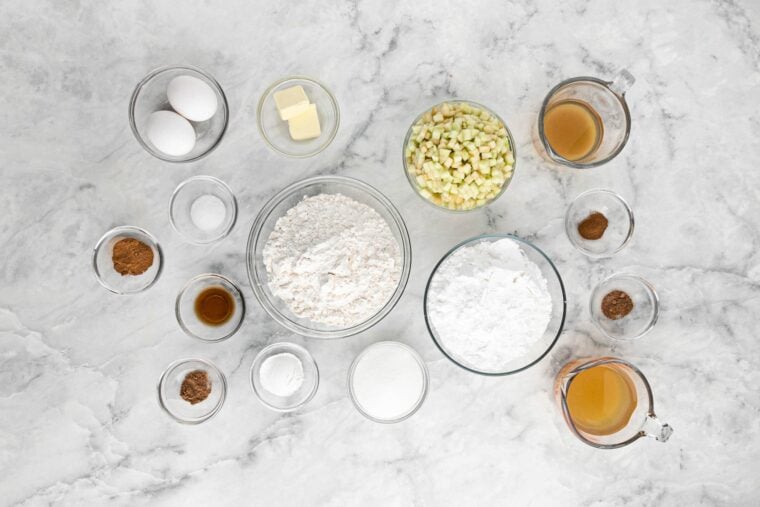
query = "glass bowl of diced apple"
(403, 100, 516, 212)
(257, 76, 340, 158)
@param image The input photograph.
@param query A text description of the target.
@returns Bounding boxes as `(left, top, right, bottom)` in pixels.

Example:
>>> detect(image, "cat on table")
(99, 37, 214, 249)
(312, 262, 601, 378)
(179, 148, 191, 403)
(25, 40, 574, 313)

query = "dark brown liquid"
(194, 286, 234, 326)
(543, 99, 603, 161)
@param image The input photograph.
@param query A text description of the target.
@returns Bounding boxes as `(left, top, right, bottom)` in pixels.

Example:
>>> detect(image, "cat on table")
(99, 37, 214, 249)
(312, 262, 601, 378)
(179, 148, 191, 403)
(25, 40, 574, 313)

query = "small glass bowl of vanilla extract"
(175, 274, 245, 342)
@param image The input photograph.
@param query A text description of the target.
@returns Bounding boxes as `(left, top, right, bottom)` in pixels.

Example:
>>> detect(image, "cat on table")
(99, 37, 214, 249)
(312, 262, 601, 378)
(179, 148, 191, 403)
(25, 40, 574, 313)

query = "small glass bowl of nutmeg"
(565, 189, 634, 258)
(93, 226, 163, 294)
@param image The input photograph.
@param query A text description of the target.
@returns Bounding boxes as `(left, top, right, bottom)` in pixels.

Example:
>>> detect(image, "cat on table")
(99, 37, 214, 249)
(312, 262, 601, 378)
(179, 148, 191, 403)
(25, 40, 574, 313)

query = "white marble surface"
(2, 0, 759, 505)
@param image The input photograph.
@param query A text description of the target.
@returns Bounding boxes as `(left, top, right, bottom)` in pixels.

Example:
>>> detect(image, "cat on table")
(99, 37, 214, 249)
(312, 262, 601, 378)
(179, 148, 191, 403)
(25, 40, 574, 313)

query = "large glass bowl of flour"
(424, 234, 566, 375)
(247, 176, 412, 339)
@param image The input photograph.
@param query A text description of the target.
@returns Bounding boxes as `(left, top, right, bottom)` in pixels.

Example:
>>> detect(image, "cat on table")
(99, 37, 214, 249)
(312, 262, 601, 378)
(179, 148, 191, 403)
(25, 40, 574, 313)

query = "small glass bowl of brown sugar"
(590, 273, 659, 341)
(158, 358, 227, 424)
(93, 226, 163, 294)
(176, 274, 245, 342)
(565, 189, 634, 258)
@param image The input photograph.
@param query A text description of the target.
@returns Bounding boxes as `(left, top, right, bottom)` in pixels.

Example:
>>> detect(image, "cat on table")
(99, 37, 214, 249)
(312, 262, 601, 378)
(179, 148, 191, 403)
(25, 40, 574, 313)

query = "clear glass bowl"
(92, 225, 163, 294)
(129, 65, 229, 162)
(175, 274, 245, 342)
(565, 189, 634, 257)
(250, 342, 319, 412)
(158, 358, 227, 424)
(257, 76, 339, 158)
(424, 234, 567, 375)
(590, 273, 659, 341)
(402, 100, 516, 213)
(169, 175, 237, 244)
(348, 341, 429, 424)
(246, 175, 412, 339)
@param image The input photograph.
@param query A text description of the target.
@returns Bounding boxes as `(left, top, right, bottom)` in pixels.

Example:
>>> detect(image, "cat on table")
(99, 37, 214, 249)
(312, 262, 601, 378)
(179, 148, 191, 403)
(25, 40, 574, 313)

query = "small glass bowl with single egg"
(169, 175, 237, 244)
(129, 65, 229, 163)
(257, 76, 340, 158)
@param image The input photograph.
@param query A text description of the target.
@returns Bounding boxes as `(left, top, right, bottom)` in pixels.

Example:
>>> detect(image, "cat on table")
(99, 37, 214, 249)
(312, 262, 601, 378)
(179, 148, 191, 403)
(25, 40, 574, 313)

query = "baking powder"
(263, 193, 401, 327)
(426, 238, 553, 372)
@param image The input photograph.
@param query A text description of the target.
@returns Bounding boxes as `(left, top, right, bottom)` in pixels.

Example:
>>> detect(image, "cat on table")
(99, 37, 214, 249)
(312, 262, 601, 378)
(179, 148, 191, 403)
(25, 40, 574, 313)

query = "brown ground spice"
(578, 211, 609, 240)
(112, 238, 154, 276)
(601, 290, 634, 320)
(180, 370, 211, 405)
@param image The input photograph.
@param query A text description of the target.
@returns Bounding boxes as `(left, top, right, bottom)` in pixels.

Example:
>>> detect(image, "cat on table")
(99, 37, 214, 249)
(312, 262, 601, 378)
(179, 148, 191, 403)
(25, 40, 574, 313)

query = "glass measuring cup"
(554, 357, 672, 449)
(537, 70, 635, 168)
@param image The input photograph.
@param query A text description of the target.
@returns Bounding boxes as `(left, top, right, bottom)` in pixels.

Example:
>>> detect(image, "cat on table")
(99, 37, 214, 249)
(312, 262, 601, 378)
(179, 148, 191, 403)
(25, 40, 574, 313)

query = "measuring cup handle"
(642, 414, 673, 442)
(609, 69, 636, 97)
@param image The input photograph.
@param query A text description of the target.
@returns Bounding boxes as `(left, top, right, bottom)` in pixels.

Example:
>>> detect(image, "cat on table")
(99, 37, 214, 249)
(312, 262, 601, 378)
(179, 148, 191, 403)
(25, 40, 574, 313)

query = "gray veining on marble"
(2, 0, 759, 505)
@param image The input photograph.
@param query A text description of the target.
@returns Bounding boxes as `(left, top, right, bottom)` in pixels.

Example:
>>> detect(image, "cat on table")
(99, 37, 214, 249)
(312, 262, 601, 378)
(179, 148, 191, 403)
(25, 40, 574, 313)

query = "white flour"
(427, 238, 553, 372)
(263, 193, 402, 327)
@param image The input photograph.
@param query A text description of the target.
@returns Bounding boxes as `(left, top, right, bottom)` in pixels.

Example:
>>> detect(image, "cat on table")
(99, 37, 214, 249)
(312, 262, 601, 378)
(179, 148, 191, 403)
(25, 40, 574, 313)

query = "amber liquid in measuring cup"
(542, 100, 603, 161)
(564, 363, 637, 436)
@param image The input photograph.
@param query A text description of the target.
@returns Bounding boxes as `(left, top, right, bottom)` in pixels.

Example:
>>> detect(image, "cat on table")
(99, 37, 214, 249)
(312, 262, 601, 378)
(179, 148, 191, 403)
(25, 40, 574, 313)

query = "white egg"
(167, 75, 218, 122)
(146, 110, 196, 157)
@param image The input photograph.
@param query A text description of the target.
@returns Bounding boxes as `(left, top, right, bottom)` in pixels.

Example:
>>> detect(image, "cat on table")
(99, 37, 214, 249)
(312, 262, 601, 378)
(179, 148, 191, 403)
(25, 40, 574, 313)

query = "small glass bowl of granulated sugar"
(169, 175, 237, 244)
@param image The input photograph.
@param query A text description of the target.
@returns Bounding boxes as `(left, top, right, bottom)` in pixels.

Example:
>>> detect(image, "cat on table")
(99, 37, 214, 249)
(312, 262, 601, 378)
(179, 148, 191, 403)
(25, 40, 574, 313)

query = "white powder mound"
(427, 238, 553, 372)
(263, 193, 402, 328)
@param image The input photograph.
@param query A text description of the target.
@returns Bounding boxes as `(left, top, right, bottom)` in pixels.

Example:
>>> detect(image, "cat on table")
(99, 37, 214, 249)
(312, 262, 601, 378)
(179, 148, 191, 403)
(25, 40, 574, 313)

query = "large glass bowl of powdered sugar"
(247, 176, 412, 339)
(424, 234, 566, 375)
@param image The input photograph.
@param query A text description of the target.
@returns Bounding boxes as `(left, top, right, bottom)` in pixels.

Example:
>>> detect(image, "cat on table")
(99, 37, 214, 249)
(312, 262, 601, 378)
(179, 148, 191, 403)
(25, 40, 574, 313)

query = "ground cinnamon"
(112, 238, 154, 276)
(180, 370, 211, 405)
(601, 290, 634, 320)
(578, 211, 609, 240)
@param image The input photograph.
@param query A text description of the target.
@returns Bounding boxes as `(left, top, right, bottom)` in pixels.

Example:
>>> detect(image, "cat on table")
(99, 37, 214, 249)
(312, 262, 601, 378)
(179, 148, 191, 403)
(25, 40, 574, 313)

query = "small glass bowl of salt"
(250, 342, 319, 412)
(170, 175, 237, 244)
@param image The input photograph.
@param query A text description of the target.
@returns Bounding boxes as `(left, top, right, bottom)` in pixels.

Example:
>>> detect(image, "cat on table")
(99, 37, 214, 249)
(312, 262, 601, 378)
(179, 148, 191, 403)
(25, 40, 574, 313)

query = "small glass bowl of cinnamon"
(93, 226, 163, 294)
(175, 274, 245, 342)
(590, 273, 659, 341)
(158, 358, 227, 424)
(565, 189, 634, 258)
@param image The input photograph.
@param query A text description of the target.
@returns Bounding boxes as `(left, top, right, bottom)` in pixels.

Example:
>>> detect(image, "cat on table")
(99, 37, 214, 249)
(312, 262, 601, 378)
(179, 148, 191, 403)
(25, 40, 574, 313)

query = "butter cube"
(288, 104, 321, 140)
(273, 85, 310, 121)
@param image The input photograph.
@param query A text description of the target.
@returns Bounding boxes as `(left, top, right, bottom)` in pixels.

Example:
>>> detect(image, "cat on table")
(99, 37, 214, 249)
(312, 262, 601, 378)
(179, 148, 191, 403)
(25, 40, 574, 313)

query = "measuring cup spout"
(642, 414, 673, 442)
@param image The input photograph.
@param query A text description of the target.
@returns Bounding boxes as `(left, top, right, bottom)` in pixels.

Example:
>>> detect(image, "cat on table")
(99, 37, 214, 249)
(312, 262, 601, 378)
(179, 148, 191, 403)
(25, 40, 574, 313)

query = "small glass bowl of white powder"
(348, 341, 429, 424)
(247, 176, 412, 339)
(424, 234, 567, 375)
(170, 175, 237, 244)
(250, 342, 319, 411)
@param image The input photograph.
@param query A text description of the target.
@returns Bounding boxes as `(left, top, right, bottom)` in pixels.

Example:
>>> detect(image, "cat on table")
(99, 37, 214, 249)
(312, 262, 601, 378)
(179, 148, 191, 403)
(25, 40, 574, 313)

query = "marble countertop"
(2, 0, 759, 505)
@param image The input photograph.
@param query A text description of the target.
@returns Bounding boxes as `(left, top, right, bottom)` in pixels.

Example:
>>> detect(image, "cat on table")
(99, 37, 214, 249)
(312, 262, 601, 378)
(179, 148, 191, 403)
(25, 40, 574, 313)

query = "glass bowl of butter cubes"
(403, 100, 516, 212)
(257, 76, 340, 158)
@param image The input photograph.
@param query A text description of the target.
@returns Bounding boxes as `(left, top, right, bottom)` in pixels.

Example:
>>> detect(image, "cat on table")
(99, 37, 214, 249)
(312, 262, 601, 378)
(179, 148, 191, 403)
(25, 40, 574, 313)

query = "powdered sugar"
(263, 193, 402, 327)
(426, 238, 553, 372)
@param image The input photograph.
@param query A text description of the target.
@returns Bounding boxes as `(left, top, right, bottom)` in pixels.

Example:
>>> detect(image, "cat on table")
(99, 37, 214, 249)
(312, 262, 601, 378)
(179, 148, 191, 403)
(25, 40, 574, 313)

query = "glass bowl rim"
(249, 342, 320, 412)
(423, 233, 567, 376)
(92, 225, 164, 295)
(347, 340, 430, 424)
(174, 273, 246, 342)
(537, 76, 632, 169)
(401, 99, 517, 214)
(246, 175, 412, 339)
(128, 64, 229, 163)
(157, 357, 227, 425)
(589, 272, 660, 341)
(564, 188, 635, 258)
(256, 75, 340, 158)
(169, 175, 238, 245)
